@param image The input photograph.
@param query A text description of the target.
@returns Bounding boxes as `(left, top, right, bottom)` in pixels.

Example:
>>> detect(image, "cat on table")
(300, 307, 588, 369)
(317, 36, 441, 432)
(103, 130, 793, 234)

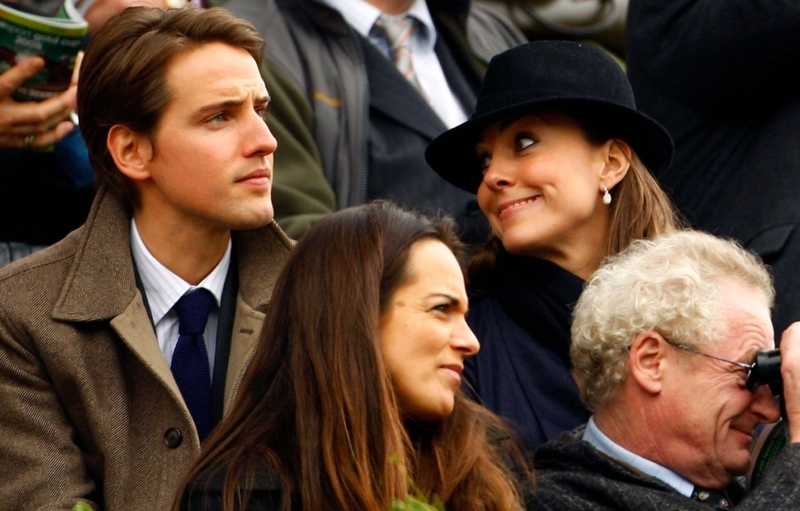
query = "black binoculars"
(746, 349, 782, 396)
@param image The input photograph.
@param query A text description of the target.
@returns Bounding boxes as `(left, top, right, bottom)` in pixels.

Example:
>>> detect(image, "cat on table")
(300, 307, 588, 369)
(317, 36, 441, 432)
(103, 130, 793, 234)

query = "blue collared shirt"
(583, 416, 695, 497)
(130, 218, 230, 377)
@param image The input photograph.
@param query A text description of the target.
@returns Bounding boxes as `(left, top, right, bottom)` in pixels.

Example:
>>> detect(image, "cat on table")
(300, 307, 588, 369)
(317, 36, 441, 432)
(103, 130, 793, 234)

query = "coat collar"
(50, 186, 292, 429)
(52, 185, 293, 323)
(364, 40, 447, 140)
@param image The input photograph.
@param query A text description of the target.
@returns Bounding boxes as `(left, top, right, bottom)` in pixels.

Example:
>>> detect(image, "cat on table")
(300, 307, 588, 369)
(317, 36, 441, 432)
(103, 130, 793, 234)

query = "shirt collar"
(583, 416, 695, 498)
(130, 218, 230, 325)
(319, 0, 436, 51)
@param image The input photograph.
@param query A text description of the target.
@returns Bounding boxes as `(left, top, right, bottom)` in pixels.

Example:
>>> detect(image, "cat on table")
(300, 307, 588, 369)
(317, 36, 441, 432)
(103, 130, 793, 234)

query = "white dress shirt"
(583, 416, 695, 497)
(319, 0, 469, 128)
(130, 219, 231, 377)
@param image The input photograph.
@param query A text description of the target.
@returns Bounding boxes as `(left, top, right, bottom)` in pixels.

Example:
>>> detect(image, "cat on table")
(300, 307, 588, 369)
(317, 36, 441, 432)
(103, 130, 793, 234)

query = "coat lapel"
(224, 295, 264, 410)
(50, 187, 293, 420)
(225, 222, 293, 411)
(52, 186, 138, 322)
(109, 295, 186, 408)
(50, 187, 191, 407)
(362, 37, 446, 140)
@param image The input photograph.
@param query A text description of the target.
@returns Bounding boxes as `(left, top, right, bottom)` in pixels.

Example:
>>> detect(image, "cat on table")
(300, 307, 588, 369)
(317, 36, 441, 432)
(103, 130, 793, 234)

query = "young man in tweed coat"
(0, 8, 291, 510)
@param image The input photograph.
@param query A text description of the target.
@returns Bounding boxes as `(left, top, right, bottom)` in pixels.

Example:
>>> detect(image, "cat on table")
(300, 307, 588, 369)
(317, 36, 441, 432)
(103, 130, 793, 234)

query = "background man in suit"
(0, 7, 291, 510)
(626, 0, 800, 336)
(221, 0, 526, 242)
(531, 230, 800, 509)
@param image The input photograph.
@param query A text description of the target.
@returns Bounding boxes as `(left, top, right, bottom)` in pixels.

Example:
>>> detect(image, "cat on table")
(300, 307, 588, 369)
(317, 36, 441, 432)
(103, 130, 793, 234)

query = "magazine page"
(0, 0, 87, 101)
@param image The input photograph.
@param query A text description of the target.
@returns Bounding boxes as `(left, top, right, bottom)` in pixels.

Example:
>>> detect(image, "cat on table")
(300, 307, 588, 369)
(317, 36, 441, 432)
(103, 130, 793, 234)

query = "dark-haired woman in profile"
(425, 40, 681, 453)
(177, 201, 528, 511)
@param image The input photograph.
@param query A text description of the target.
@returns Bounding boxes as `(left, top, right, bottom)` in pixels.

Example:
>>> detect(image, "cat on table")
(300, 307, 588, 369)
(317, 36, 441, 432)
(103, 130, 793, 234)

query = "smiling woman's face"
(475, 111, 611, 264)
(379, 239, 480, 422)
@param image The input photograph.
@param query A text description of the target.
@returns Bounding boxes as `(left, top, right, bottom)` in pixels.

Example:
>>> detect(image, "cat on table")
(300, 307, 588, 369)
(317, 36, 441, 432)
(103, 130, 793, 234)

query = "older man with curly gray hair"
(531, 230, 800, 510)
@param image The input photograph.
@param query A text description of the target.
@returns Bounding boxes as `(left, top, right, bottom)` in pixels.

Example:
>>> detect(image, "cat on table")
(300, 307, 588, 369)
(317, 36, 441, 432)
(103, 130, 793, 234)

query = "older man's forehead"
(718, 279, 775, 356)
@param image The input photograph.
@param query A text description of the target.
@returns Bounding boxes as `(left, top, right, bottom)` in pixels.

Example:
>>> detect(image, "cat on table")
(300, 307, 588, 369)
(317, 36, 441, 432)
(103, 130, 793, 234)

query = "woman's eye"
(515, 135, 535, 151)
(478, 154, 491, 172)
(432, 304, 449, 314)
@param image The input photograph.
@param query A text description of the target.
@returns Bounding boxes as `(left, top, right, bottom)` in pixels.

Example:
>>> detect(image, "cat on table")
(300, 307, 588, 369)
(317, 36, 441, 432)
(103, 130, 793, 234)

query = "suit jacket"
(626, 0, 800, 333)
(531, 427, 800, 510)
(0, 186, 292, 510)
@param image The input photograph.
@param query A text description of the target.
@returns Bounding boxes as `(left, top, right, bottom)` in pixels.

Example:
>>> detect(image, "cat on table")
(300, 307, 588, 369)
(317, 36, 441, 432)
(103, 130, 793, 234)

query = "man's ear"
(599, 138, 632, 191)
(107, 125, 153, 182)
(628, 331, 668, 395)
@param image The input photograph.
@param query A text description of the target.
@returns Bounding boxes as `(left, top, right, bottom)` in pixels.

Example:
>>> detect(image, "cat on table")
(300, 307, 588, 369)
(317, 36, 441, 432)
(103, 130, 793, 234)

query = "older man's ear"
(628, 332, 669, 395)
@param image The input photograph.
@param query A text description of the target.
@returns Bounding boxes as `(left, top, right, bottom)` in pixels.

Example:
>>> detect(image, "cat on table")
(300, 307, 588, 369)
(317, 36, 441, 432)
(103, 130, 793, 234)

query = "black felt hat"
(425, 40, 674, 194)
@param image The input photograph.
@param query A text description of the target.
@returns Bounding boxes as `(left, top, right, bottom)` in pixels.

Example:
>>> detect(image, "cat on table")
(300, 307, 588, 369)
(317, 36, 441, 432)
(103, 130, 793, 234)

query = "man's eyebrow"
(740, 347, 759, 365)
(196, 95, 270, 115)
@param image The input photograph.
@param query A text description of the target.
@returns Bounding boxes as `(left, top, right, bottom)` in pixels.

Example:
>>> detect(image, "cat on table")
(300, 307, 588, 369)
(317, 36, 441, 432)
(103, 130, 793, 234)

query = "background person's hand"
(779, 322, 800, 441)
(83, 0, 168, 35)
(0, 56, 77, 150)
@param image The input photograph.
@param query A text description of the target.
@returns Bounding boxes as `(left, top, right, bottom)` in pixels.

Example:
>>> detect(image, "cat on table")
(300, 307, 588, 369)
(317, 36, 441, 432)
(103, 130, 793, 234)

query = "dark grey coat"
(627, 0, 800, 334)
(531, 428, 800, 510)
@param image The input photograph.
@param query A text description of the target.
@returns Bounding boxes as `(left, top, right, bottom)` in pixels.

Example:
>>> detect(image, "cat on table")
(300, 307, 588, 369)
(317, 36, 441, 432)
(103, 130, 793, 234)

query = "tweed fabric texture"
(531, 427, 800, 510)
(0, 187, 292, 510)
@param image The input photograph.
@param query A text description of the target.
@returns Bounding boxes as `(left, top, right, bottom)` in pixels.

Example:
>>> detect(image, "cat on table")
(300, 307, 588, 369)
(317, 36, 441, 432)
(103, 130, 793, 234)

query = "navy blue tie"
(171, 288, 215, 442)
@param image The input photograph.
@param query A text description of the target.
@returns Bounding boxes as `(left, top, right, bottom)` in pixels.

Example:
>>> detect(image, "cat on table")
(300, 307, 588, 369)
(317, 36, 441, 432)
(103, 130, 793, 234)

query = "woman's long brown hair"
(178, 201, 526, 510)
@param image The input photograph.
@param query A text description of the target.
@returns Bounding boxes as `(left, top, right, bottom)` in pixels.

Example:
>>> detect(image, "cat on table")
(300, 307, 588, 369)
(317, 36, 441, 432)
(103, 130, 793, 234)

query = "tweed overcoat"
(531, 428, 800, 510)
(0, 186, 292, 510)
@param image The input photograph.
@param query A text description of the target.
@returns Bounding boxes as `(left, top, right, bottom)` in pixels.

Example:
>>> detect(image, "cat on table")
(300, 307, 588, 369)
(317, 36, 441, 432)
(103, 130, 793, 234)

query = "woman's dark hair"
(178, 201, 525, 510)
(469, 108, 682, 287)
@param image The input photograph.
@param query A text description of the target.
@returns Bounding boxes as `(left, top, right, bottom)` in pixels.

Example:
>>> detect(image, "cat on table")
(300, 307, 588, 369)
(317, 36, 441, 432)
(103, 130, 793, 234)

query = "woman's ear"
(107, 125, 153, 182)
(600, 138, 632, 191)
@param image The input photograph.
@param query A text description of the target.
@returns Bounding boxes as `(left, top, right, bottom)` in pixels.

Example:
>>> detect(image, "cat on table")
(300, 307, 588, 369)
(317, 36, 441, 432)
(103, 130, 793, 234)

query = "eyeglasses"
(663, 337, 754, 383)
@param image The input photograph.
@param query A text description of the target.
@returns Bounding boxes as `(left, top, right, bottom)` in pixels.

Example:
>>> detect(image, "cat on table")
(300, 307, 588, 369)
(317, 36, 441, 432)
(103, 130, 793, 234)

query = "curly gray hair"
(570, 230, 773, 412)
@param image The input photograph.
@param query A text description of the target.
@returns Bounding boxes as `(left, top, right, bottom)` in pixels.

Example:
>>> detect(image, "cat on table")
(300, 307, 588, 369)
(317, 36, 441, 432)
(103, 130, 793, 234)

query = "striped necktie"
(375, 14, 425, 95)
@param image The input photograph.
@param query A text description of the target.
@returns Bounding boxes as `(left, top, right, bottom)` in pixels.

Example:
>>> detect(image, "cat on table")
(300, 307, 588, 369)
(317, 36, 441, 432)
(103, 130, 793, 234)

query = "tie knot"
(376, 14, 416, 51)
(175, 288, 215, 335)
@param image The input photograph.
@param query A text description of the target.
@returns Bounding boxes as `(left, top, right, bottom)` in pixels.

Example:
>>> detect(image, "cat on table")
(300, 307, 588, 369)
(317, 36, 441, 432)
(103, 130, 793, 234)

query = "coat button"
(164, 428, 183, 448)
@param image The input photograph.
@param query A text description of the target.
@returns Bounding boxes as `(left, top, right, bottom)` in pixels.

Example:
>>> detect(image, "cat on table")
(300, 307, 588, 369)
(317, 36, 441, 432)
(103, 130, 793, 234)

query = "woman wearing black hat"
(425, 40, 681, 453)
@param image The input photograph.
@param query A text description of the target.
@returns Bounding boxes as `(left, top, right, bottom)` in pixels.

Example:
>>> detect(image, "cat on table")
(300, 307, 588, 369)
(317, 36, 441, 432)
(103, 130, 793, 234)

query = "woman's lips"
(498, 195, 540, 219)
(440, 365, 463, 384)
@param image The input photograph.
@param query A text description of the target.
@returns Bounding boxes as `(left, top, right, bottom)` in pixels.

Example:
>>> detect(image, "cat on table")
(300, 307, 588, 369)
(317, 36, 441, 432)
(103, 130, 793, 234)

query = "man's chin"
(726, 454, 752, 478)
(231, 207, 275, 231)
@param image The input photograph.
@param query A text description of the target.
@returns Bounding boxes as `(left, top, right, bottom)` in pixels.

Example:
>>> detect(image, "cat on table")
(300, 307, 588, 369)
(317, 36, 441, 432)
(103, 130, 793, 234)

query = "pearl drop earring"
(602, 186, 612, 205)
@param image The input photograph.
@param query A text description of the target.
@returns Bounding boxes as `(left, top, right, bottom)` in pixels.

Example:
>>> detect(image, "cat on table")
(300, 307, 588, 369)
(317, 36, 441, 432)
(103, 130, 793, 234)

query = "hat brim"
(425, 98, 674, 194)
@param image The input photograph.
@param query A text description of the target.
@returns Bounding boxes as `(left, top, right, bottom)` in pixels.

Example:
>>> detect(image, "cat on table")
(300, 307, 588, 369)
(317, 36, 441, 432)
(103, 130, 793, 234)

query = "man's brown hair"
(77, 7, 264, 209)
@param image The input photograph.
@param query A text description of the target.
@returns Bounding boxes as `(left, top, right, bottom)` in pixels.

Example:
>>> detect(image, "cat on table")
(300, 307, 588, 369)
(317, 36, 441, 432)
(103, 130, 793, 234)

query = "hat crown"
(475, 41, 635, 120)
(425, 40, 674, 194)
